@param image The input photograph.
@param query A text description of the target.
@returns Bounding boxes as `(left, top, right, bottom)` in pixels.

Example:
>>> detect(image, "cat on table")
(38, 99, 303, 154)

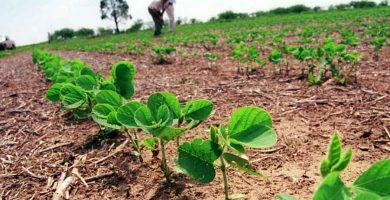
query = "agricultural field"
(1, 7, 390, 200)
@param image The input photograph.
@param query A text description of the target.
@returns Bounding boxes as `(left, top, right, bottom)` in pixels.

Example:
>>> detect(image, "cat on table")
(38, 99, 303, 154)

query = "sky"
(0, 0, 384, 46)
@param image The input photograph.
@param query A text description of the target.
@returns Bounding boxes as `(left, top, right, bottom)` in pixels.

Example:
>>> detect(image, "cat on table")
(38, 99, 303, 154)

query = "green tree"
(379, 0, 389, 6)
(97, 27, 114, 36)
(350, 1, 377, 8)
(100, 0, 132, 34)
(76, 28, 95, 37)
(53, 28, 75, 40)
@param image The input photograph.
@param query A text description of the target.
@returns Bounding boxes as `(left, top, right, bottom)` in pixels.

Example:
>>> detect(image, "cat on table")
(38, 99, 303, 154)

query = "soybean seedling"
(120, 91, 213, 184)
(277, 131, 390, 200)
(370, 36, 386, 61)
(268, 49, 283, 75)
(204, 52, 219, 70)
(151, 45, 176, 64)
(176, 106, 277, 200)
(91, 61, 144, 162)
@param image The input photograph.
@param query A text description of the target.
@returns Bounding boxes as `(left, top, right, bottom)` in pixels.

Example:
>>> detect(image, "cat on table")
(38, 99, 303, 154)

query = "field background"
(1, 7, 389, 200)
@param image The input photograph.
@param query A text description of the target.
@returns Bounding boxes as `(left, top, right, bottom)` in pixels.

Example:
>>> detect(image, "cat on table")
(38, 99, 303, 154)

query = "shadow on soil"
(74, 129, 121, 154)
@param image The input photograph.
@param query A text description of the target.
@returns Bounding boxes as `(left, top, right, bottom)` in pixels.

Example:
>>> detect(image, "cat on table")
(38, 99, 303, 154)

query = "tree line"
(212, 0, 389, 21)
(49, 0, 389, 41)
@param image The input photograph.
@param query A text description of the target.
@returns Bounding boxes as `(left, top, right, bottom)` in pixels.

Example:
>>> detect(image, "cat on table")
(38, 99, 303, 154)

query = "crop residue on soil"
(0, 47, 389, 199)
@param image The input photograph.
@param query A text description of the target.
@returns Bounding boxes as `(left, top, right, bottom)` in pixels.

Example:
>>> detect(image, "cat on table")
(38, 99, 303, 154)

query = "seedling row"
(32, 50, 390, 200)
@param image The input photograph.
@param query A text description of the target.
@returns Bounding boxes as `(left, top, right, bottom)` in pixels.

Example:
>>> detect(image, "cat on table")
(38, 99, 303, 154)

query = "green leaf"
(354, 191, 382, 200)
(176, 138, 222, 183)
(134, 106, 157, 128)
(229, 106, 272, 136)
(60, 84, 87, 109)
(143, 137, 158, 150)
(156, 104, 172, 126)
(277, 193, 297, 200)
(352, 159, 390, 197)
(312, 172, 351, 200)
(46, 83, 64, 102)
(75, 75, 97, 91)
(229, 125, 277, 148)
(210, 127, 218, 144)
(112, 61, 135, 99)
(147, 92, 181, 121)
(95, 90, 122, 108)
(73, 108, 90, 119)
(320, 159, 331, 178)
(150, 126, 187, 141)
(332, 148, 352, 172)
(92, 104, 115, 119)
(183, 99, 213, 121)
(107, 111, 121, 128)
(220, 124, 227, 141)
(228, 141, 246, 154)
(100, 78, 116, 91)
(80, 66, 97, 78)
(328, 133, 342, 167)
(93, 111, 122, 129)
(223, 153, 261, 176)
(116, 102, 144, 128)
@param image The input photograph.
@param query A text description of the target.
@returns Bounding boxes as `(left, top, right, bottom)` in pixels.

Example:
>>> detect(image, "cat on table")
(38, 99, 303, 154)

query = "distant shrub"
(76, 28, 95, 37)
(313, 6, 322, 12)
(217, 11, 249, 21)
(270, 5, 311, 14)
(176, 18, 183, 25)
(336, 4, 352, 10)
(350, 1, 377, 8)
(126, 19, 143, 33)
(252, 11, 265, 17)
(288, 4, 312, 13)
(53, 28, 75, 40)
(97, 27, 114, 36)
(328, 5, 336, 10)
(190, 18, 199, 24)
(379, 0, 389, 6)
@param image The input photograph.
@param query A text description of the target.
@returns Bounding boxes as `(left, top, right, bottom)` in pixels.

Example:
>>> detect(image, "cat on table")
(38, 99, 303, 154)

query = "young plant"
(45, 64, 101, 119)
(151, 45, 176, 64)
(232, 42, 246, 73)
(204, 52, 219, 70)
(321, 41, 347, 84)
(119, 92, 213, 183)
(246, 45, 266, 73)
(278, 131, 390, 200)
(340, 51, 362, 83)
(268, 49, 283, 75)
(370, 36, 386, 60)
(176, 106, 277, 200)
(292, 47, 313, 77)
(341, 28, 360, 47)
(232, 44, 265, 74)
(127, 43, 145, 55)
(91, 61, 145, 161)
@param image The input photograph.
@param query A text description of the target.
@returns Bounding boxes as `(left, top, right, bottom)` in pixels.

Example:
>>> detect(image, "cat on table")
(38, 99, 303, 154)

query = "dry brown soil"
(0, 45, 389, 200)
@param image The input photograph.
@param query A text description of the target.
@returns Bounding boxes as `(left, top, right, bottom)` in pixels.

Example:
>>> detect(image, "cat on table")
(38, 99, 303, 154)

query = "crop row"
(32, 50, 389, 199)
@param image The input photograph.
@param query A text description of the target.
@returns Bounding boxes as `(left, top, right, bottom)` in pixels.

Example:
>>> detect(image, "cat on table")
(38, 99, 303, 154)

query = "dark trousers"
(148, 8, 163, 36)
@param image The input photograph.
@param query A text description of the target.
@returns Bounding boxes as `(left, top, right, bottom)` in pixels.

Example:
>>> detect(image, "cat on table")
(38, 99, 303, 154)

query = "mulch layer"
(0, 45, 389, 199)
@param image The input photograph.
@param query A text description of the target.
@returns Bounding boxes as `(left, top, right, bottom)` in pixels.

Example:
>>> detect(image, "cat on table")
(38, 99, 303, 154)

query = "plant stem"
(160, 139, 172, 184)
(176, 137, 180, 147)
(176, 119, 183, 147)
(220, 157, 229, 200)
(127, 130, 143, 162)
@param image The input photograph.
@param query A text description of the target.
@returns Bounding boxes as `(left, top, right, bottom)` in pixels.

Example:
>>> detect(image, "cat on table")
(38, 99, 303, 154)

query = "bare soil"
(0, 45, 389, 200)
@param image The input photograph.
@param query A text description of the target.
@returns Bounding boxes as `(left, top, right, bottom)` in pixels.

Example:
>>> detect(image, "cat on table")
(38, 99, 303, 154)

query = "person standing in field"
(166, 0, 176, 32)
(148, 0, 169, 36)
